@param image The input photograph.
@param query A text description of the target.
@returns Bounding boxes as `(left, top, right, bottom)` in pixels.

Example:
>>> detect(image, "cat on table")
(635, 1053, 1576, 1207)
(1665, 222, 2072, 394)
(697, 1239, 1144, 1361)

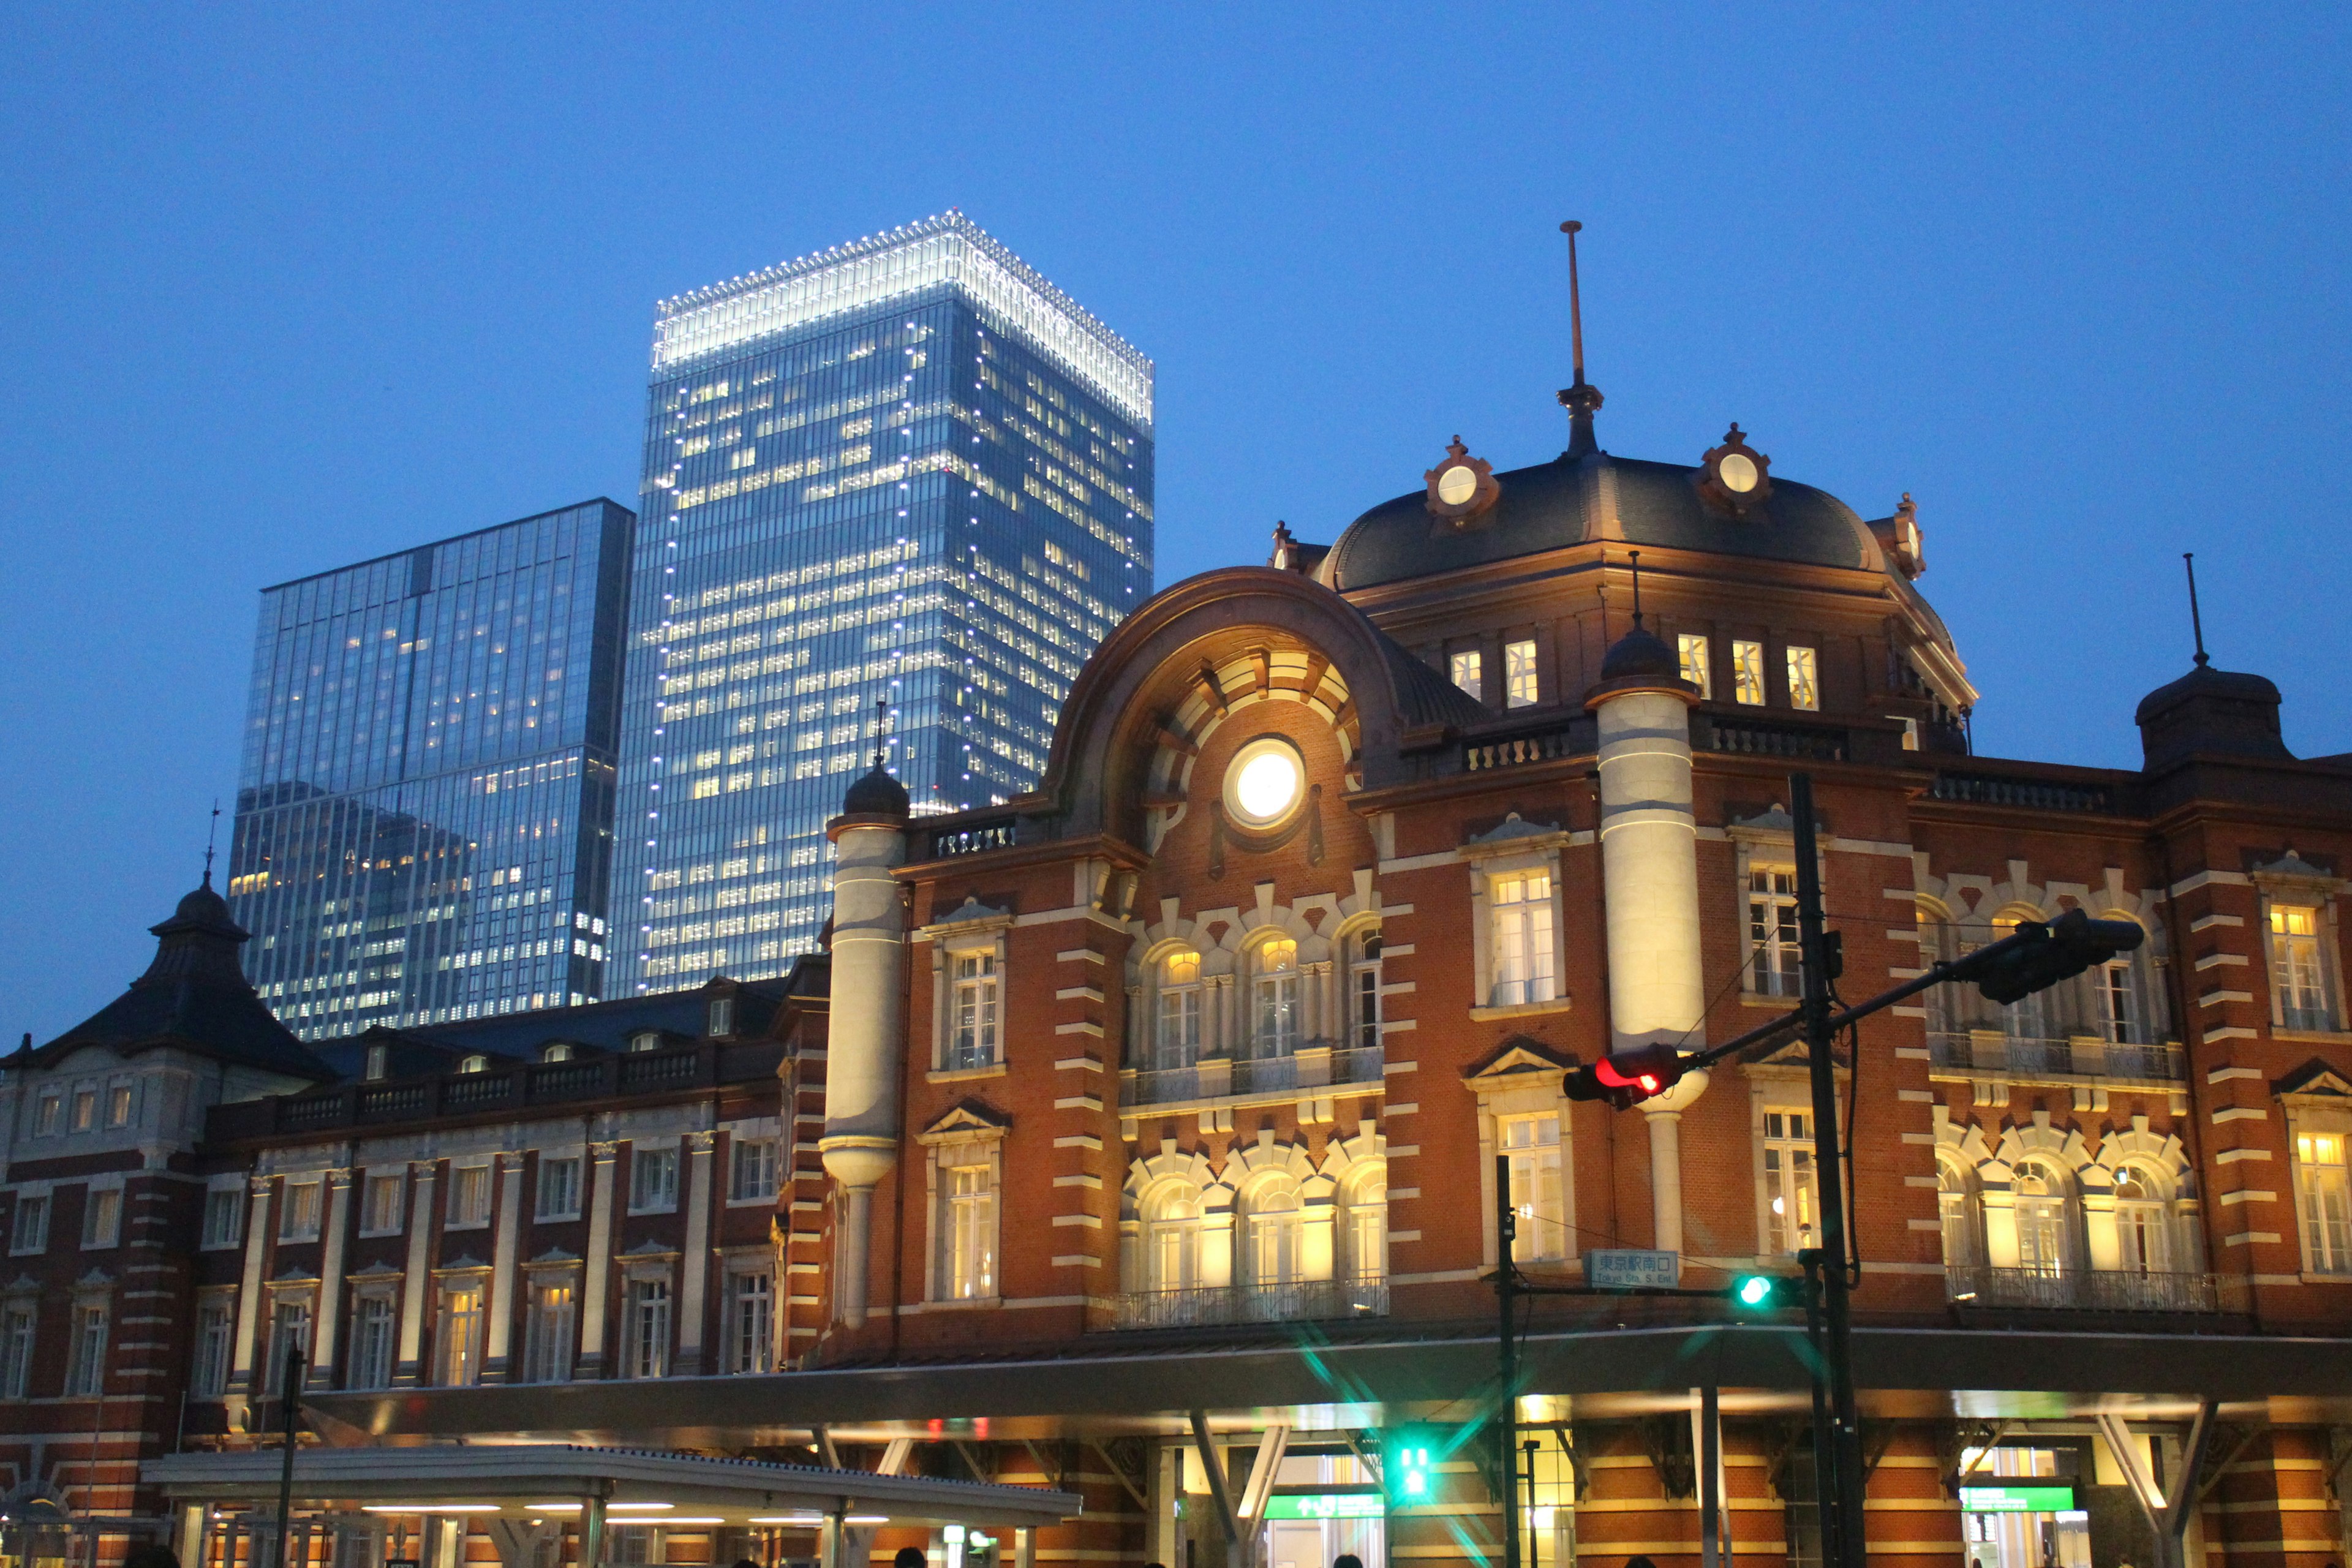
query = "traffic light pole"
(1496, 1153, 1521, 1568)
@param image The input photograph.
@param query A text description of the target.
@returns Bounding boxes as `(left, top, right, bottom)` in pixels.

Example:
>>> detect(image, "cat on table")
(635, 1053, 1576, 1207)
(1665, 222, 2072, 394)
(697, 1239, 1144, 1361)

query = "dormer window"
(459, 1054, 489, 1074)
(541, 1043, 573, 1063)
(707, 997, 734, 1039)
(630, 1031, 661, 1054)
(364, 1045, 388, 1082)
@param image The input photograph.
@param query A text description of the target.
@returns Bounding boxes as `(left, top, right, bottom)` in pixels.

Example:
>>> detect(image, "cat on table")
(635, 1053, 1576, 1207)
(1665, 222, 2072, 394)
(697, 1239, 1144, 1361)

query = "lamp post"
(275, 1338, 304, 1568)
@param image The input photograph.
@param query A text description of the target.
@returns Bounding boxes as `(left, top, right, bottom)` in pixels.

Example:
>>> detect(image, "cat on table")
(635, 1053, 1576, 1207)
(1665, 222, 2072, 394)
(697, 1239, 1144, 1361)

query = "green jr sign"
(1959, 1484, 2076, 1513)
(1264, 1494, 1385, 1520)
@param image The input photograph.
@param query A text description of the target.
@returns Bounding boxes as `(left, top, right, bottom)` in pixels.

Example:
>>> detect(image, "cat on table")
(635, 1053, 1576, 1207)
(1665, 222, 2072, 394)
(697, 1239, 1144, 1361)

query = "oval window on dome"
(1225, 737, 1306, 827)
(1436, 464, 1479, 506)
(1717, 452, 1759, 493)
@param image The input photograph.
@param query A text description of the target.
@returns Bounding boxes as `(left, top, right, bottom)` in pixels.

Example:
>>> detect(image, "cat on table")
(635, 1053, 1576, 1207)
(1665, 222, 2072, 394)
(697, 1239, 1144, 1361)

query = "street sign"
(1959, 1485, 2076, 1513)
(1585, 1249, 1681, 1290)
(1264, 1494, 1385, 1520)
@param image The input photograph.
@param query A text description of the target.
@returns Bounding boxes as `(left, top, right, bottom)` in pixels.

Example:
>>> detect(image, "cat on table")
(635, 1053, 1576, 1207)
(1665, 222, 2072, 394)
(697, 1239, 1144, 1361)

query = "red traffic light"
(1566, 1042, 1689, 1109)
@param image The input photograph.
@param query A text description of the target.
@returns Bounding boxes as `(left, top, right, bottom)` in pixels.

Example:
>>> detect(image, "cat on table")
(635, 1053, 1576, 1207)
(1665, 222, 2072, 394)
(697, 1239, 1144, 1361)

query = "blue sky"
(3, 4, 2347, 1041)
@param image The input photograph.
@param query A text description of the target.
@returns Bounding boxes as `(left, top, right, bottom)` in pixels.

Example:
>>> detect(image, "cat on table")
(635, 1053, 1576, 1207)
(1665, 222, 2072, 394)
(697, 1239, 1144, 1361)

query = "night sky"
(4, 4, 2346, 1041)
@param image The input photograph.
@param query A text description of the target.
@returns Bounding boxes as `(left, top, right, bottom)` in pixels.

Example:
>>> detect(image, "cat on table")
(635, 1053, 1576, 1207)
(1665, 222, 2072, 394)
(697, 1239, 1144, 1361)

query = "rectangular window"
(70, 1089, 96, 1134)
(437, 1284, 484, 1387)
(1504, 639, 1539, 707)
(34, 1095, 60, 1137)
(81, 1189, 121, 1250)
(524, 1279, 576, 1383)
(1488, 871, 1558, 1008)
(1, 1304, 36, 1398)
(2097, 961, 2141, 1046)
(1747, 867, 1801, 997)
(362, 1174, 403, 1234)
(264, 1297, 311, 1395)
(279, 1180, 323, 1242)
(725, 1270, 774, 1374)
(630, 1147, 679, 1212)
(447, 1166, 491, 1227)
(203, 1188, 244, 1249)
(13, 1196, 50, 1255)
(729, 1140, 777, 1202)
(1501, 1114, 1563, 1263)
(2271, 904, 2334, 1030)
(624, 1278, 671, 1379)
(1352, 937, 1384, 1053)
(347, 1297, 394, 1390)
(948, 950, 1000, 1070)
(1156, 952, 1202, 1070)
(66, 1303, 108, 1397)
(537, 1156, 582, 1220)
(707, 997, 734, 1038)
(2299, 1132, 2352, 1275)
(1450, 649, 1483, 704)
(1785, 646, 1819, 710)
(1763, 1111, 1820, 1254)
(1677, 634, 1712, 698)
(1732, 641, 1766, 706)
(105, 1084, 132, 1129)
(941, 1164, 997, 1301)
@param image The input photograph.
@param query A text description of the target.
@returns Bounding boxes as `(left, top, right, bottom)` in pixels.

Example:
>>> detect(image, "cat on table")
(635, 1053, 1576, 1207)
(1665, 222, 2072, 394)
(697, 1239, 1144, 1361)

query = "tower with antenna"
(1558, 220, 1605, 458)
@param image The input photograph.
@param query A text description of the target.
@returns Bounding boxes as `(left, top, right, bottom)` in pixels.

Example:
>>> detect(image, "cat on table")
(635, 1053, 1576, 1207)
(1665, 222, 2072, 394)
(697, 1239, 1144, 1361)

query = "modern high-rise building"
(612, 211, 1154, 995)
(226, 499, 635, 1038)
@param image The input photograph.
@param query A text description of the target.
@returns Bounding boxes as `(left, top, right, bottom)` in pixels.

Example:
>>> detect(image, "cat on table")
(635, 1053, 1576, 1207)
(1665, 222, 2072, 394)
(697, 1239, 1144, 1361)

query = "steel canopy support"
(2096, 1403, 2218, 1568)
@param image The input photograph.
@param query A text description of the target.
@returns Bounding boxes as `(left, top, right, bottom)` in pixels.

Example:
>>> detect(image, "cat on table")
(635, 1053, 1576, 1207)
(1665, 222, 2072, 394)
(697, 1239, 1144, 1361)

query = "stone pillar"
(577, 1141, 620, 1377)
(1642, 1074, 1709, 1254)
(230, 1177, 273, 1400)
(484, 1152, 525, 1381)
(676, 1129, 717, 1374)
(819, 782, 911, 1330)
(396, 1161, 437, 1385)
(307, 1167, 353, 1389)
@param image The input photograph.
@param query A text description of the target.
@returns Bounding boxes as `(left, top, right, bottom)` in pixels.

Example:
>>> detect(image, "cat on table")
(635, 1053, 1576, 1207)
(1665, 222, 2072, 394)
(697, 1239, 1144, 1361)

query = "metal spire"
(2183, 552, 2210, 668)
(202, 799, 221, 889)
(1629, 549, 1645, 627)
(1558, 221, 1605, 459)
(872, 696, 892, 768)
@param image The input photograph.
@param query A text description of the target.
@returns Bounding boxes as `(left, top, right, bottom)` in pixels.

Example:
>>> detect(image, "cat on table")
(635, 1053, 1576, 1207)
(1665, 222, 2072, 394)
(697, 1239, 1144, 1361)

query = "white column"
(484, 1152, 526, 1381)
(396, 1162, 437, 1385)
(820, 816, 910, 1329)
(307, 1168, 353, 1388)
(1641, 1073, 1708, 1254)
(578, 1141, 620, 1377)
(676, 1130, 717, 1374)
(230, 1177, 273, 1401)
(1593, 688, 1708, 1052)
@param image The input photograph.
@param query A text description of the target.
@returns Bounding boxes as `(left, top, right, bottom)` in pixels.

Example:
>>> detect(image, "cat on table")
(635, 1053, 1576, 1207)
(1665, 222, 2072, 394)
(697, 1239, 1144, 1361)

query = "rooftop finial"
(202, 798, 221, 889)
(872, 695, 892, 768)
(1629, 549, 1644, 627)
(1556, 221, 1605, 459)
(2184, 552, 2210, 668)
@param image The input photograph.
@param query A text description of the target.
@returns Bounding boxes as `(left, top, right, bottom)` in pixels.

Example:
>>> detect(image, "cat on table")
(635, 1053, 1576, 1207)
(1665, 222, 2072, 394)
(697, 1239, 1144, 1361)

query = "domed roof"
(840, 760, 910, 820)
(1599, 620, 1679, 682)
(166, 879, 238, 932)
(1324, 451, 1885, 592)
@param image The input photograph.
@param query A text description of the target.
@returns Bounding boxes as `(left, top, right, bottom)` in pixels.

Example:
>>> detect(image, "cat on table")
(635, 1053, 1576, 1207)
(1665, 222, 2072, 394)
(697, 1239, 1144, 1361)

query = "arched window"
(1343, 1167, 1388, 1287)
(1916, 906, 1955, 1042)
(1242, 1174, 1303, 1302)
(1349, 933, 1384, 1056)
(1253, 939, 1300, 1058)
(1937, 1158, 1981, 1270)
(1155, 951, 1203, 1070)
(2013, 1159, 2072, 1276)
(2112, 1167, 2171, 1275)
(1144, 1184, 1200, 1294)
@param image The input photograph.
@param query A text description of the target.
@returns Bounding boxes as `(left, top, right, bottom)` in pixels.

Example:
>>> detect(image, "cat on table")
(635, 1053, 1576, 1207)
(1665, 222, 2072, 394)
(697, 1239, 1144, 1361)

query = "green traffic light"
(1735, 1275, 1773, 1308)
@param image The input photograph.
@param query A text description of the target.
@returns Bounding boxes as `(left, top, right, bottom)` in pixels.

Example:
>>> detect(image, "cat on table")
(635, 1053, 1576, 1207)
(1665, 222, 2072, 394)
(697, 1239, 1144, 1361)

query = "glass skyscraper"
(227, 500, 635, 1038)
(614, 211, 1154, 994)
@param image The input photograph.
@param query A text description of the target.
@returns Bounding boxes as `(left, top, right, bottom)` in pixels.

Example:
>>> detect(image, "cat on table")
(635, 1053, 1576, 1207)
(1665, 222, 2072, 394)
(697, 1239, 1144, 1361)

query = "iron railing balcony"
(1125, 1042, 1384, 1107)
(1110, 1277, 1390, 1329)
(1943, 1264, 2245, 1313)
(1927, 1030, 2184, 1082)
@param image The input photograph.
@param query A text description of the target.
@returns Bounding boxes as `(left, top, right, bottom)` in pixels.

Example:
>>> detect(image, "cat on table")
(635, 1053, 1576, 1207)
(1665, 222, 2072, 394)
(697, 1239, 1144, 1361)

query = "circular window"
(1436, 464, 1479, 505)
(1717, 451, 1759, 493)
(1224, 736, 1306, 826)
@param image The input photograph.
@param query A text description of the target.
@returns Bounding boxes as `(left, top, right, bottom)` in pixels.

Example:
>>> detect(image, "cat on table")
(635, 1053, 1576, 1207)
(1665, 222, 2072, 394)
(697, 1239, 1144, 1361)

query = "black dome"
(1325, 453, 1884, 592)
(170, 881, 236, 929)
(841, 761, 910, 820)
(1600, 620, 1679, 682)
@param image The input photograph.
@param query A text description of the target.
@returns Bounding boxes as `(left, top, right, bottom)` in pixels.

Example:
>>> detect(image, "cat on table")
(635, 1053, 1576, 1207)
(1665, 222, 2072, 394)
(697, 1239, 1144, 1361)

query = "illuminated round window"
(1717, 451, 1759, 493)
(1224, 737, 1305, 826)
(1436, 464, 1479, 505)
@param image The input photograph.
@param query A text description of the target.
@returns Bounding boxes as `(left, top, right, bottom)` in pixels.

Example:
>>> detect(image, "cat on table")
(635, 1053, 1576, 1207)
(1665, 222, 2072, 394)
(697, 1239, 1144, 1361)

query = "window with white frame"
(1504, 639, 1539, 707)
(729, 1139, 778, 1202)
(630, 1146, 679, 1212)
(537, 1156, 582, 1221)
(12, 1195, 50, 1256)
(2111, 1167, 2171, 1275)
(1762, 1110, 1819, 1254)
(347, 1295, 394, 1390)
(1747, 866, 1801, 997)
(1242, 1175, 1303, 1291)
(2097, 959, 2143, 1044)
(81, 1188, 121, 1250)
(1252, 938, 1301, 1057)
(707, 996, 734, 1038)
(193, 1298, 234, 1397)
(104, 1082, 132, 1129)
(2297, 1131, 2352, 1275)
(1144, 1184, 1201, 1292)
(1937, 1159, 1979, 1269)
(725, 1267, 774, 1374)
(33, 1094, 59, 1137)
(2269, 902, 2335, 1030)
(1450, 649, 1484, 704)
(1488, 871, 1557, 1008)
(2011, 1160, 2072, 1275)
(1677, 634, 1712, 698)
(203, 1187, 244, 1249)
(1, 1302, 36, 1398)
(1732, 640, 1765, 705)
(1350, 933, 1384, 1054)
(1155, 951, 1203, 1071)
(279, 1179, 323, 1242)
(437, 1283, 484, 1387)
(70, 1087, 95, 1134)
(361, 1172, 403, 1235)
(623, 1276, 671, 1378)
(948, 949, 1000, 1070)
(263, 1296, 309, 1395)
(1344, 1169, 1388, 1284)
(523, 1276, 576, 1383)
(447, 1165, 491, 1227)
(1501, 1114, 1564, 1263)
(1785, 646, 1819, 710)
(938, 1161, 997, 1302)
(65, 1302, 108, 1397)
